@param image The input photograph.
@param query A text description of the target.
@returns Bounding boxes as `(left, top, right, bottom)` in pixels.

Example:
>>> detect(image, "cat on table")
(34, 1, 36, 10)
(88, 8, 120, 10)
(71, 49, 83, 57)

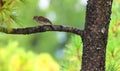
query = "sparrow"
(33, 16, 52, 25)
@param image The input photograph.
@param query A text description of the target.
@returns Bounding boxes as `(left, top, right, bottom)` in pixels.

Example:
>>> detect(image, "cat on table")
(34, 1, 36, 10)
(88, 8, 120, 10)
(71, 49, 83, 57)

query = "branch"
(1, 25, 84, 36)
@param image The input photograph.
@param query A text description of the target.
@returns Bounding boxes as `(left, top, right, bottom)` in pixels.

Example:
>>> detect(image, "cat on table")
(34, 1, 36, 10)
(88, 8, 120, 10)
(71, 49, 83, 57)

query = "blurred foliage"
(105, 1, 120, 71)
(60, 35, 82, 71)
(0, 0, 120, 71)
(0, 0, 24, 31)
(0, 0, 86, 55)
(0, 41, 60, 71)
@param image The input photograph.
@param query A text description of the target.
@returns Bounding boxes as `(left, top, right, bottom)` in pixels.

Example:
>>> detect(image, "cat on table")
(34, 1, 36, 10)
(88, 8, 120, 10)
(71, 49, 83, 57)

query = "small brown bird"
(33, 16, 52, 25)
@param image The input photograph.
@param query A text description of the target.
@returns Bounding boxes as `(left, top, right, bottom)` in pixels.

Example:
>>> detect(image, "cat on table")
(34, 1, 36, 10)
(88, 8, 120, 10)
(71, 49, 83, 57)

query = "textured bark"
(81, 0, 113, 71)
(0, 25, 83, 36)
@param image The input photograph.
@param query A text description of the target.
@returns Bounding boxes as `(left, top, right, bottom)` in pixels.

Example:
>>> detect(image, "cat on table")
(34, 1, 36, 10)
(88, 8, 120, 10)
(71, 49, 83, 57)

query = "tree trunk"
(81, 0, 113, 71)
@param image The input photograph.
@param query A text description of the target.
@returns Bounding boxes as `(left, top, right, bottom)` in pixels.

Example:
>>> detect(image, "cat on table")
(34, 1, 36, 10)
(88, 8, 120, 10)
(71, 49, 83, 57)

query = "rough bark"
(81, 0, 113, 71)
(0, 25, 83, 36)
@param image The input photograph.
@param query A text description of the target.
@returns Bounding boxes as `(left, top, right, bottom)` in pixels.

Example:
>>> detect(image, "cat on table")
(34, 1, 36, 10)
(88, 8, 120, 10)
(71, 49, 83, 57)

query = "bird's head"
(33, 16, 39, 21)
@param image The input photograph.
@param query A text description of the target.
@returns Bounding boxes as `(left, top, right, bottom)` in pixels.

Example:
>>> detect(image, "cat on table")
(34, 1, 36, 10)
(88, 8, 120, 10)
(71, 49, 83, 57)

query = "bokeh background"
(0, 0, 86, 54)
(0, 0, 120, 71)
